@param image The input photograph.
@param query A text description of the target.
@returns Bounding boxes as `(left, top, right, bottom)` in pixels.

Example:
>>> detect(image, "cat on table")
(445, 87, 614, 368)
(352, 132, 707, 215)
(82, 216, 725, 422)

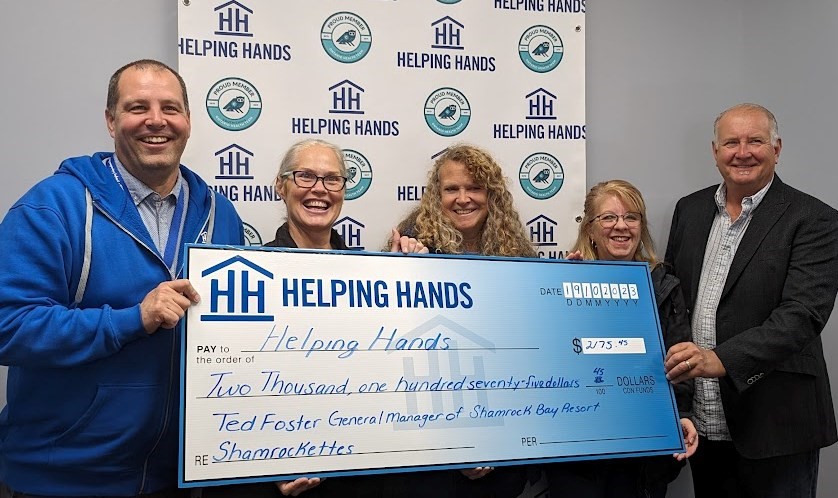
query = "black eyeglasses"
(591, 212, 642, 228)
(282, 171, 347, 192)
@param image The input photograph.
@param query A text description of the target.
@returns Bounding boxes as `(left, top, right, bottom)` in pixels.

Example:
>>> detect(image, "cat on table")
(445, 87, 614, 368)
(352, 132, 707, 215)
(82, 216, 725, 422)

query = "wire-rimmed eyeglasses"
(591, 212, 642, 228)
(282, 171, 347, 192)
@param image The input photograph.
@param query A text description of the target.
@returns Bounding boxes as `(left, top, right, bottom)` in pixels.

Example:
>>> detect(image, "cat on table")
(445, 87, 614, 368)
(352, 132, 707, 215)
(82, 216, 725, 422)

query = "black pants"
(0, 483, 190, 498)
(689, 437, 819, 498)
(545, 460, 639, 498)
(314, 467, 527, 498)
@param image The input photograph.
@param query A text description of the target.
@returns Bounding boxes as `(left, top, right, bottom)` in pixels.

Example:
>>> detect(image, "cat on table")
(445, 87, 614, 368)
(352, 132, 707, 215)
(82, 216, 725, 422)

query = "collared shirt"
(113, 155, 189, 274)
(691, 177, 773, 440)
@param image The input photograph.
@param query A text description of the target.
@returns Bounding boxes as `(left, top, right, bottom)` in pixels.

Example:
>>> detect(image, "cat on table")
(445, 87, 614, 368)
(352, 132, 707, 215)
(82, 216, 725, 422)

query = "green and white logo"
(321, 12, 372, 63)
(424, 87, 471, 137)
(343, 149, 373, 200)
(519, 152, 564, 199)
(519, 25, 564, 73)
(206, 78, 262, 131)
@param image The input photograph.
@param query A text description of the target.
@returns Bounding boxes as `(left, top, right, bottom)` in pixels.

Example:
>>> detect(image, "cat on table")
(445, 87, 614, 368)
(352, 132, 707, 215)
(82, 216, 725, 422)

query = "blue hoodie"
(0, 153, 243, 495)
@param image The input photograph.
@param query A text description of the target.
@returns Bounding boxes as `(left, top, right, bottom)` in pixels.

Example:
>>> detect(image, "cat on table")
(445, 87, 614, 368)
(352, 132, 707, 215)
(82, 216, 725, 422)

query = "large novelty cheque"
(179, 245, 684, 487)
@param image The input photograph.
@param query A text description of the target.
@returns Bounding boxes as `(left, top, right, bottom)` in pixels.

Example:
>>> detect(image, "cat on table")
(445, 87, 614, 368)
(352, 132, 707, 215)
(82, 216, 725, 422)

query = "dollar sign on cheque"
(572, 337, 582, 354)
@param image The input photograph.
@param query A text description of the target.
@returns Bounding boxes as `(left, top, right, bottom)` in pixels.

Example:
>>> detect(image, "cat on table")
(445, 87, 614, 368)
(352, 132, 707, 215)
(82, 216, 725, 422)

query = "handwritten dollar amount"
(572, 337, 646, 355)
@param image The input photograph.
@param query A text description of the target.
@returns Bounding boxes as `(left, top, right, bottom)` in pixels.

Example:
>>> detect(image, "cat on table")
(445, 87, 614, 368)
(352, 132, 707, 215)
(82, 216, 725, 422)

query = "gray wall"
(2, 1, 837, 496)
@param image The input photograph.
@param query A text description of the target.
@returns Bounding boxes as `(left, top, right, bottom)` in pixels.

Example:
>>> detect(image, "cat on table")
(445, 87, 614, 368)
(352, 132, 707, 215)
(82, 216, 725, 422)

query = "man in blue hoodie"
(0, 59, 244, 497)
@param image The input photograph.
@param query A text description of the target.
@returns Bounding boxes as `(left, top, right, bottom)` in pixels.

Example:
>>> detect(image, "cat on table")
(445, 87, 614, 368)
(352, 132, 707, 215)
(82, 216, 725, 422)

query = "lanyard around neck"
(163, 185, 187, 272)
(105, 155, 187, 272)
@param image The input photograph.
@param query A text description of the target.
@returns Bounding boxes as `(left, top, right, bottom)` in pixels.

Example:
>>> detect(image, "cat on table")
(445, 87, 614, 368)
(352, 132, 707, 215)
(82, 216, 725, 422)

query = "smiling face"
(278, 144, 345, 247)
(587, 195, 641, 261)
(438, 160, 489, 244)
(713, 108, 781, 199)
(105, 66, 191, 194)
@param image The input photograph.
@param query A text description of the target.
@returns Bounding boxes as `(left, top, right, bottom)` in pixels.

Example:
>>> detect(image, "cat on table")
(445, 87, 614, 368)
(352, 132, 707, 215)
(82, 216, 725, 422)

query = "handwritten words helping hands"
(390, 229, 430, 254)
(665, 342, 726, 383)
(140, 279, 200, 334)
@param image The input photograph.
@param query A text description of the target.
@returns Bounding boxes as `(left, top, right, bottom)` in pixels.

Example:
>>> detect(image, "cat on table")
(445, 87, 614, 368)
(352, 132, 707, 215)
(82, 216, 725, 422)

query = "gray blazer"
(665, 176, 838, 458)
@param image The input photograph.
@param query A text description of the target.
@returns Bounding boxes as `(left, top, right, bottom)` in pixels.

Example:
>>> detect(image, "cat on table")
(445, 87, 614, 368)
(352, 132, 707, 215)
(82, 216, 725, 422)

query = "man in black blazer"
(663, 103, 838, 498)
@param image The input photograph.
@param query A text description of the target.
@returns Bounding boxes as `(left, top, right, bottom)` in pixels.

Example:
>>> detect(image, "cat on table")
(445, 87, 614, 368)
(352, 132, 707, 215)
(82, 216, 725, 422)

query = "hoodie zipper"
(93, 201, 211, 493)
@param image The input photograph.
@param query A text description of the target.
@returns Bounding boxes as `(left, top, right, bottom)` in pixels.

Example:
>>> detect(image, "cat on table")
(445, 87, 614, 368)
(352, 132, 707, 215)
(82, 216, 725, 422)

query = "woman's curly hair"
(397, 144, 536, 257)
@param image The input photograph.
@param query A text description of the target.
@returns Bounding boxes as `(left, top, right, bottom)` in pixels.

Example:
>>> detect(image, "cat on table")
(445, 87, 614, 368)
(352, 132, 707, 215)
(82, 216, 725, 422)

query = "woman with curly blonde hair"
(394, 144, 536, 258)
(390, 144, 535, 498)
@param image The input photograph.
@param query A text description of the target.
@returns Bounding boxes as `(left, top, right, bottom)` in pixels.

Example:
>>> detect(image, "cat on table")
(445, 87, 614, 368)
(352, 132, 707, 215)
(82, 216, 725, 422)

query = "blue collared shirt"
(691, 177, 773, 440)
(113, 155, 189, 275)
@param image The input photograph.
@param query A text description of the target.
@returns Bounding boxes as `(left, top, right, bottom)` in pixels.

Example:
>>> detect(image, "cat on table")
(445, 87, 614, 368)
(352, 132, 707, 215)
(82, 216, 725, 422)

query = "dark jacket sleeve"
(653, 265, 694, 418)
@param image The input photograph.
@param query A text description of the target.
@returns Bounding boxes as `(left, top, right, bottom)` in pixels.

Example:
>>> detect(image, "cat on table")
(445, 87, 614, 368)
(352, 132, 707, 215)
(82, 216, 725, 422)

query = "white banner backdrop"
(178, 0, 586, 257)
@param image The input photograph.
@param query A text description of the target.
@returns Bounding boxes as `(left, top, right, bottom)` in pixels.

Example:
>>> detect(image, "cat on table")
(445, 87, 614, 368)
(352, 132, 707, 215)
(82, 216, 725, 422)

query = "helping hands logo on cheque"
(201, 256, 274, 322)
(199, 255, 476, 322)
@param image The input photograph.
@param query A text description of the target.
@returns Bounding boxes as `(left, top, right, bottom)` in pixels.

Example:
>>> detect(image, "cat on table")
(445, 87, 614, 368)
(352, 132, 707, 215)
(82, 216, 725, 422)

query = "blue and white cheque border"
(179, 245, 683, 487)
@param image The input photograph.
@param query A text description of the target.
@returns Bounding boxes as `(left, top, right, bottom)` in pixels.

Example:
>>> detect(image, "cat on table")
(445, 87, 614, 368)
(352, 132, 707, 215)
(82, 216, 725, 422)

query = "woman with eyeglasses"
(201, 140, 342, 498)
(546, 180, 698, 498)
(203, 139, 425, 498)
(265, 138, 426, 255)
(262, 139, 350, 251)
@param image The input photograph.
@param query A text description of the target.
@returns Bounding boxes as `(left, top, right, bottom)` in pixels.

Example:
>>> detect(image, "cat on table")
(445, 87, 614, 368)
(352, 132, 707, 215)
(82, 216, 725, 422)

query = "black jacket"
(666, 176, 838, 458)
(264, 222, 348, 250)
(641, 263, 694, 487)
(651, 263, 694, 418)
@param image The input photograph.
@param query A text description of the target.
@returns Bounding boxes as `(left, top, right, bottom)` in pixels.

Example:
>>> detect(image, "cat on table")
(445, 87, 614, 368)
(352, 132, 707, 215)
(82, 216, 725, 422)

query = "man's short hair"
(106, 59, 189, 115)
(713, 103, 779, 146)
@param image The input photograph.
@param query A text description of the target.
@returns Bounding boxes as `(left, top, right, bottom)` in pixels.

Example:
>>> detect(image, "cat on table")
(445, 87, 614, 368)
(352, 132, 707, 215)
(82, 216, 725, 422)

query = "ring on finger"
(685, 360, 692, 370)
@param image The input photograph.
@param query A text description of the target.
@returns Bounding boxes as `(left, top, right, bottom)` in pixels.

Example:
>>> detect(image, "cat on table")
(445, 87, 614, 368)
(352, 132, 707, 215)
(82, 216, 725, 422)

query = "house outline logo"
(329, 80, 365, 115)
(200, 255, 274, 322)
(387, 315, 503, 430)
(526, 88, 558, 121)
(213, 0, 254, 38)
(335, 216, 366, 250)
(214, 143, 254, 180)
(527, 214, 559, 248)
(431, 16, 465, 51)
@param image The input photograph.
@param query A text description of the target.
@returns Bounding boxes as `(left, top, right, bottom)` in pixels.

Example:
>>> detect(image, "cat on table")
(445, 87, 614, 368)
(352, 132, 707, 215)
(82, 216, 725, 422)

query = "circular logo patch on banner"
(424, 87, 471, 137)
(343, 149, 373, 200)
(206, 78, 262, 131)
(519, 152, 564, 199)
(321, 12, 372, 63)
(518, 25, 564, 73)
(243, 222, 263, 246)
(437, 0, 462, 3)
